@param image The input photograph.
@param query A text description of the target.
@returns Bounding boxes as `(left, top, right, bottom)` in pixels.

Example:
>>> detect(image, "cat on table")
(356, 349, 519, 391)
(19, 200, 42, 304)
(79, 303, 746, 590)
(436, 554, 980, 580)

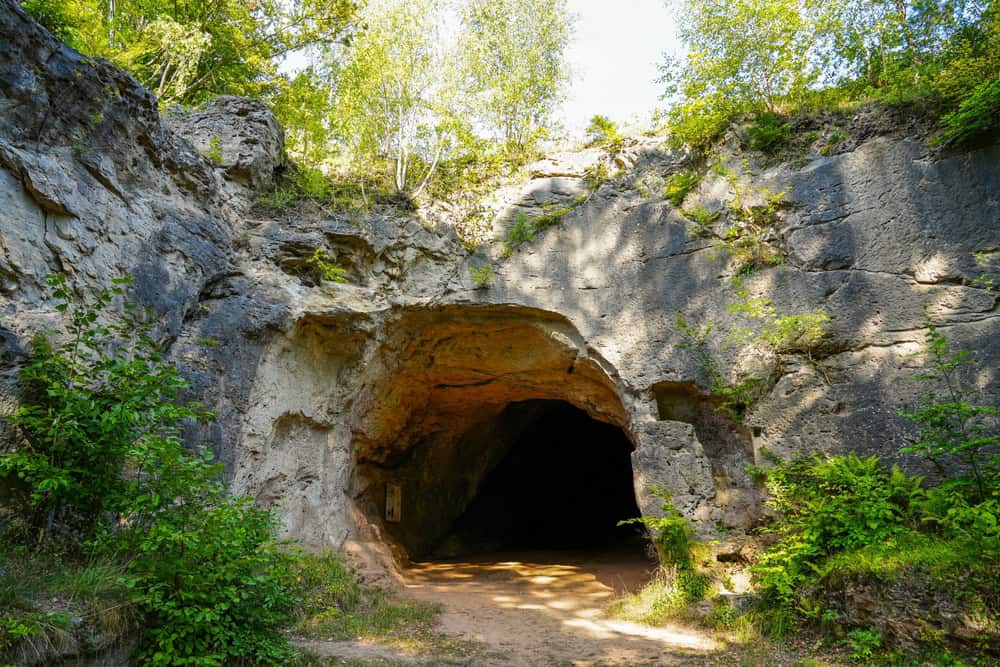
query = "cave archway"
(348, 305, 649, 562)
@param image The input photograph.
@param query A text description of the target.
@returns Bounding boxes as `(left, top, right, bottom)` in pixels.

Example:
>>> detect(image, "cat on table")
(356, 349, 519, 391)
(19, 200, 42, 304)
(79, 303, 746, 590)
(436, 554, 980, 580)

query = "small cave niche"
(435, 400, 643, 557)
(653, 381, 761, 528)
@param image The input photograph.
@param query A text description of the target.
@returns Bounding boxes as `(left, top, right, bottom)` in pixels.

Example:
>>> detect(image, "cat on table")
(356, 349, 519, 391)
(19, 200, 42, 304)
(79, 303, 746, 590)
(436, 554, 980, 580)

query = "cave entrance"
(433, 400, 643, 558)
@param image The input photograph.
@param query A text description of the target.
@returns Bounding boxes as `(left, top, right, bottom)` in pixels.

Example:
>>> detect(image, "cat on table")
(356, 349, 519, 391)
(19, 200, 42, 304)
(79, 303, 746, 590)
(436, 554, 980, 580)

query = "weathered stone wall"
(2, 0, 998, 559)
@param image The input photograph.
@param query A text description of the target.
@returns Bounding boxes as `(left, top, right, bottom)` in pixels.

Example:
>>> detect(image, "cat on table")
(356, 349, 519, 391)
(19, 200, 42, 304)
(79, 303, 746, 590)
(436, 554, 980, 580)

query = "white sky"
(560, 0, 680, 136)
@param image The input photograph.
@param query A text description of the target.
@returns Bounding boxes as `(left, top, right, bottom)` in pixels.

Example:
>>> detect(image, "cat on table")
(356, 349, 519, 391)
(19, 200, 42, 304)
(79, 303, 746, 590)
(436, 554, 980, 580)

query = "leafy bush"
(747, 112, 790, 154)
(304, 248, 348, 285)
(469, 262, 494, 289)
(1, 275, 205, 542)
(585, 114, 623, 152)
(612, 487, 711, 626)
(124, 493, 296, 666)
(664, 97, 735, 151)
(0, 275, 301, 664)
(621, 486, 697, 568)
(752, 453, 924, 608)
(665, 171, 701, 207)
(681, 206, 721, 238)
(847, 627, 881, 662)
(936, 79, 1000, 146)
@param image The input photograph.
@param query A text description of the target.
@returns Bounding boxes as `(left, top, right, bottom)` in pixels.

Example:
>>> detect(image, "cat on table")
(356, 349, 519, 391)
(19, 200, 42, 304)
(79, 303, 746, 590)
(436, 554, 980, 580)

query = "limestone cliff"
(1, 0, 998, 561)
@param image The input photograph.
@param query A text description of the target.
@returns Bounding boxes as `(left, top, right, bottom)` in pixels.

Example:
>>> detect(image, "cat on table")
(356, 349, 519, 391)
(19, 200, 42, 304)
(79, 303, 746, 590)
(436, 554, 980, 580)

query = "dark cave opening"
(430, 400, 644, 558)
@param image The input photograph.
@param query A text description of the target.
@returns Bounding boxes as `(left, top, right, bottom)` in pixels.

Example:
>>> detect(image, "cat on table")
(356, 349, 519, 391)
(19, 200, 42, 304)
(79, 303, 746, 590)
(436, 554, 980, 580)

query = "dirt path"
(398, 548, 722, 666)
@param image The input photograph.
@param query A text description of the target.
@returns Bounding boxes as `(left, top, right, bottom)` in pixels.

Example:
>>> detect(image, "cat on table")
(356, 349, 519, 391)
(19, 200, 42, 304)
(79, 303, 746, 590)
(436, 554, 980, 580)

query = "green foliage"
(468, 262, 494, 289)
(663, 98, 736, 151)
(747, 112, 790, 153)
(674, 312, 768, 420)
(123, 495, 296, 666)
(620, 486, 697, 569)
(331, 0, 455, 195)
(460, 0, 574, 159)
(271, 68, 336, 166)
(501, 199, 583, 256)
(612, 488, 711, 626)
(662, 1, 997, 152)
(681, 205, 721, 238)
(721, 186, 787, 271)
(0, 275, 206, 541)
(0, 275, 302, 664)
(586, 114, 624, 153)
(607, 565, 711, 626)
(937, 78, 1000, 146)
(665, 171, 701, 207)
(304, 248, 348, 284)
(847, 627, 882, 662)
(900, 319, 999, 501)
(728, 279, 831, 355)
(204, 136, 223, 164)
(752, 452, 924, 608)
(21, 0, 360, 107)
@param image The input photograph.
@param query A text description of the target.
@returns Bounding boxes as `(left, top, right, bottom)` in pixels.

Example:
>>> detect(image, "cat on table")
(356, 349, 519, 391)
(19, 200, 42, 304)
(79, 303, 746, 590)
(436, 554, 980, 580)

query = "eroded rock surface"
(1, 0, 999, 571)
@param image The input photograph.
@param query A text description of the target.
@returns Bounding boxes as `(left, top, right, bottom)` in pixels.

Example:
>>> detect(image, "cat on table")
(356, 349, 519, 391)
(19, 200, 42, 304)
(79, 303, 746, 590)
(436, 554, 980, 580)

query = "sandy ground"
(397, 547, 723, 666)
(298, 543, 845, 666)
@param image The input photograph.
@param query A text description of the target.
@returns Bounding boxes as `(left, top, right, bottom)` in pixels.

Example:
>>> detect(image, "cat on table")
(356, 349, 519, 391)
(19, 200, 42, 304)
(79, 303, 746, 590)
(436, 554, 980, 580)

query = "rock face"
(2, 0, 999, 570)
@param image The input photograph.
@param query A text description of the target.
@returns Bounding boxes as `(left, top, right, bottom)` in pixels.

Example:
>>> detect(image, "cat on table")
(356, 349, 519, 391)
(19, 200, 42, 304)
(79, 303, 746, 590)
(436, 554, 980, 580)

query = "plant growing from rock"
(727, 278, 830, 356)
(204, 136, 224, 164)
(900, 319, 999, 501)
(469, 262, 494, 289)
(665, 170, 701, 206)
(304, 248, 348, 284)
(1, 275, 207, 542)
(747, 112, 790, 154)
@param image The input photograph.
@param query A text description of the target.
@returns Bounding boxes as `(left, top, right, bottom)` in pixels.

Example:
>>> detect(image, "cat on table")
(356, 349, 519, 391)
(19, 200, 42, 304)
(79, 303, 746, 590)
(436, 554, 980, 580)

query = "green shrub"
(847, 627, 881, 662)
(752, 453, 924, 609)
(123, 493, 295, 666)
(204, 136, 224, 164)
(0, 275, 206, 542)
(585, 114, 622, 152)
(681, 206, 721, 238)
(936, 78, 1000, 146)
(665, 98, 735, 151)
(611, 487, 711, 626)
(469, 262, 494, 289)
(0, 275, 300, 664)
(747, 112, 790, 154)
(665, 171, 701, 207)
(304, 248, 348, 284)
(900, 319, 1000, 502)
(294, 167, 330, 199)
(620, 486, 697, 569)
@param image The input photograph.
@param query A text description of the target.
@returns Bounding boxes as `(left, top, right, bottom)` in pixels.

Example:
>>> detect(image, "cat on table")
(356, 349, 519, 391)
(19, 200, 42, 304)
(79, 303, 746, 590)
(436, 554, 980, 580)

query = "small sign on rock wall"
(385, 482, 402, 523)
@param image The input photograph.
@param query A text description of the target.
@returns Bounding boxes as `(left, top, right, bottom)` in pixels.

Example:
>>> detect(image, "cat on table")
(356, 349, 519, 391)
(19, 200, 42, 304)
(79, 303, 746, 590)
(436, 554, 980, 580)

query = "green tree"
(328, 0, 458, 195)
(663, 0, 814, 114)
(20, 0, 361, 106)
(460, 0, 574, 160)
(271, 67, 335, 166)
